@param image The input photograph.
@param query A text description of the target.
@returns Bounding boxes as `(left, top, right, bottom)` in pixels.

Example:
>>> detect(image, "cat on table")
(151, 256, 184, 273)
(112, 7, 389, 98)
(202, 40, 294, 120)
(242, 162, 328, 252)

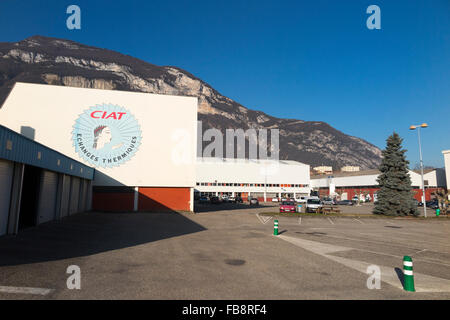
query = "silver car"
(306, 198, 323, 213)
(321, 197, 334, 205)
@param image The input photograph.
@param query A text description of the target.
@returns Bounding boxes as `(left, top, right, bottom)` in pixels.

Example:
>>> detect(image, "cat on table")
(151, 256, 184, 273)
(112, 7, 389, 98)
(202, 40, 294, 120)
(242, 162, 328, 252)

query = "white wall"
(0, 83, 197, 188)
(443, 150, 450, 191)
(311, 174, 378, 188)
(311, 170, 424, 188)
(422, 169, 446, 188)
(195, 157, 310, 195)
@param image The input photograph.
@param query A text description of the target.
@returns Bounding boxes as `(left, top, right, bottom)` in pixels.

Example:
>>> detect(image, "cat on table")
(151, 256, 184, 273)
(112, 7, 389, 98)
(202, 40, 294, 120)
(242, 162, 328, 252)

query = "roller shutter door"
(60, 175, 71, 218)
(0, 160, 14, 236)
(69, 177, 80, 215)
(82, 180, 88, 212)
(78, 179, 86, 213)
(82, 180, 90, 212)
(37, 170, 58, 224)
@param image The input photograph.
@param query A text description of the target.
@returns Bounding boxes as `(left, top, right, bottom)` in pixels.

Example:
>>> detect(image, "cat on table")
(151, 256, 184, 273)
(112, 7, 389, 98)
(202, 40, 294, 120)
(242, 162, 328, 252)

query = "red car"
(279, 201, 296, 213)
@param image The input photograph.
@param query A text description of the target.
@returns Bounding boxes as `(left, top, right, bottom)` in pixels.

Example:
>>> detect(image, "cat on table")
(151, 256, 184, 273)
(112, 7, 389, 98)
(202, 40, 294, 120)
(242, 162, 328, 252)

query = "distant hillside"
(0, 35, 382, 169)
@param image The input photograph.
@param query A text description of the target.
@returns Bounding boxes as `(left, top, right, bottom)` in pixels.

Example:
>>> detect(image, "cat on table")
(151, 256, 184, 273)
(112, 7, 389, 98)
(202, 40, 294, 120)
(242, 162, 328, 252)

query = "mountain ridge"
(0, 35, 382, 169)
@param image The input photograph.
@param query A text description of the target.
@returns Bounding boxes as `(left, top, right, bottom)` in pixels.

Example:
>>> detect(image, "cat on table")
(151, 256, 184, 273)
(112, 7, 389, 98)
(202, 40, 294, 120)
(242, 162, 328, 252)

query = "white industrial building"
(443, 150, 450, 197)
(311, 168, 447, 202)
(195, 157, 310, 201)
(0, 83, 198, 212)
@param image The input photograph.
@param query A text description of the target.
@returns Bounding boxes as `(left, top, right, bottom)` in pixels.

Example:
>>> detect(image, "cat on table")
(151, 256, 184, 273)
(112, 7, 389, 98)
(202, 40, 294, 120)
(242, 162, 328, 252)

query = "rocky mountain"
(0, 35, 382, 169)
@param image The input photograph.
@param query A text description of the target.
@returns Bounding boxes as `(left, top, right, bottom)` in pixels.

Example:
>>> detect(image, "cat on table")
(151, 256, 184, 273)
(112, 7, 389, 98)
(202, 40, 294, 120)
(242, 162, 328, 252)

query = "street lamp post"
(410, 123, 428, 217)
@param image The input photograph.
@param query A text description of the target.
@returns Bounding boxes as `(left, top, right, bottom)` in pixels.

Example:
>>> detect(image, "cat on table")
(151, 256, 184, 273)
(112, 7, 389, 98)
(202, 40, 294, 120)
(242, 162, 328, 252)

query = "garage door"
(78, 179, 86, 213)
(69, 177, 80, 215)
(37, 170, 58, 224)
(60, 175, 71, 218)
(0, 160, 14, 236)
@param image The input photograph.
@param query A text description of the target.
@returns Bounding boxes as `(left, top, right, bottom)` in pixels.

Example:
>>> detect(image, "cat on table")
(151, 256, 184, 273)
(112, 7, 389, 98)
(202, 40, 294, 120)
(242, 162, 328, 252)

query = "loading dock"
(0, 125, 94, 236)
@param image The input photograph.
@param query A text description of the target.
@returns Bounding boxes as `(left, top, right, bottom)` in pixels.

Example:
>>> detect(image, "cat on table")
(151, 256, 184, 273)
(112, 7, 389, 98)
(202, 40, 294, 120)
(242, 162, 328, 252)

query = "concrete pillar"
(7, 163, 24, 235)
(264, 192, 267, 202)
(189, 187, 194, 212)
(134, 187, 139, 212)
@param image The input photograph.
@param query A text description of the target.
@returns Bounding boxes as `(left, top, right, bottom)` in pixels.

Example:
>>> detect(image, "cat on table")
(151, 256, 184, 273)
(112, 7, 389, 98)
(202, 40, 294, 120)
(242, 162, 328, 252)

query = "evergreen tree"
(373, 132, 419, 216)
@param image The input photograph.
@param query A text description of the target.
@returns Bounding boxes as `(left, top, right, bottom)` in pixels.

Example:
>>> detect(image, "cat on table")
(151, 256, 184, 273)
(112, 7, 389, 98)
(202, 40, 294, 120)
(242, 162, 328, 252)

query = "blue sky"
(0, 0, 449, 167)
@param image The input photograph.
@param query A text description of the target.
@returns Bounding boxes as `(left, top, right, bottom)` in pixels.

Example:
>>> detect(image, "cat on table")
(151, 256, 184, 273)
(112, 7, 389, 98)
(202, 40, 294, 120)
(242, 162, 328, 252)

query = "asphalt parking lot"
(0, 204, 449, 299)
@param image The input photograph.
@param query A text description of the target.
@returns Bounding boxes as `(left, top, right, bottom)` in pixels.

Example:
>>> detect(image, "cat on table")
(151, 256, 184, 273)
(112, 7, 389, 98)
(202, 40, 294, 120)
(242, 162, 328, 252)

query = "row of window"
(196, 182, 309, 188)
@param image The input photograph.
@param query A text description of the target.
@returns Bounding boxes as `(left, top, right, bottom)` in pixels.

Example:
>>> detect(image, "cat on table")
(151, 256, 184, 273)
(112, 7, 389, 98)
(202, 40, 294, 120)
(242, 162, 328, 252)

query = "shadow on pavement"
(395, 267, 405, 288)
(0, 211, 206, 267)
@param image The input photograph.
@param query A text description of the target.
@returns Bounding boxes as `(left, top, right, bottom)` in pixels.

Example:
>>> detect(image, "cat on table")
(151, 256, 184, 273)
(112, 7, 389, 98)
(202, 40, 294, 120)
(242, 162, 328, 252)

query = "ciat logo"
(72, 103, 142, 168)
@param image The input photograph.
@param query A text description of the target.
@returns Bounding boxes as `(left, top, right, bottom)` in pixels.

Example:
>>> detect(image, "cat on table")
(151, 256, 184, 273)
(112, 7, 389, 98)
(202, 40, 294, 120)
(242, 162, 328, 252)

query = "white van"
(295, 196, 319, 204)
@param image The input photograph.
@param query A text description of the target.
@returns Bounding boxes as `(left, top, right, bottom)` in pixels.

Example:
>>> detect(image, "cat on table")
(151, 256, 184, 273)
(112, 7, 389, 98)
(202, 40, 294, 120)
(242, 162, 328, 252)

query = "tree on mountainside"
(373, 133, 419, 216)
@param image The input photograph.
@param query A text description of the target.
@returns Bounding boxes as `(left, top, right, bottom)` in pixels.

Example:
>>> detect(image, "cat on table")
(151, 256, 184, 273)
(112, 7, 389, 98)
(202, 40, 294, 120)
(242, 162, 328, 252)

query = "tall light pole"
(410, 123, 428, 217)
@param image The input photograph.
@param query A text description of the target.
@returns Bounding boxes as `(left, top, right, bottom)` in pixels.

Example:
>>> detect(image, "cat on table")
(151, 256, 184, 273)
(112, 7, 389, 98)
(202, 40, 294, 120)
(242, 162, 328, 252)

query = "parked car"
(419, 199, 439, 209)
(295, 196, 309, 204)
(235, 196, 243, 203)
(198, 196, 209, 204)
(280, 201, 296, 213)
(249, 198, 259, 205)
(271, 197, 279, 202)
(221, 195, 230, 203)
(321, 197, 334, 205)
(306, 198, 323, 213)
(336, 200, 354, 206)
(210, 196, 222, 204)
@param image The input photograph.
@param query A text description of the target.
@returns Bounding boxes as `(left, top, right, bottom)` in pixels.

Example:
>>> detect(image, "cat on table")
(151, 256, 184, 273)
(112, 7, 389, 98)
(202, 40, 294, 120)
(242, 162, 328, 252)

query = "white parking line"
(353, 218, 364, 224)
(410, 248, 427, 257)
(327, 218, 335, 225)
(256, 213, 272, 224)
(278, 235, 450, 292)
(0, 286, 54, 296)
(298, 217, 302, 225)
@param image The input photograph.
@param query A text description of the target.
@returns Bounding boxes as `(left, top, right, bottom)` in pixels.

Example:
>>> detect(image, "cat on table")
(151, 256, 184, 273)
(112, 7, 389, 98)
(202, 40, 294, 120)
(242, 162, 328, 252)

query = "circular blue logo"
(72, 103, 142, 168)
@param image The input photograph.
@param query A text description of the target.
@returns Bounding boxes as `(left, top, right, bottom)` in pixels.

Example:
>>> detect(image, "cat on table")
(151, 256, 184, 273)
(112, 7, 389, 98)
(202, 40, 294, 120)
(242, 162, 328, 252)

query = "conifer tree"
(373, 132, 419, 216)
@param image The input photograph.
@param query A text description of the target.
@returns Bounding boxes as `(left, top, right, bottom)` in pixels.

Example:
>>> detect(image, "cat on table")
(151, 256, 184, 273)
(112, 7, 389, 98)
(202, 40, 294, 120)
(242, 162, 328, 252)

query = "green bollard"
(436, 209, 440, 216)
(403, 256, 415, 292)
(273, 220, 279, 236)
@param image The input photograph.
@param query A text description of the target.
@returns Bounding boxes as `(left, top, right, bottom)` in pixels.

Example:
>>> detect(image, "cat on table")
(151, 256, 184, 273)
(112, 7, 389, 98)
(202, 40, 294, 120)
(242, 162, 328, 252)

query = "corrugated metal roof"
(0, 125, 94, 180)
(197, 157, 308, 167)
(311, 169, 380, 179)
